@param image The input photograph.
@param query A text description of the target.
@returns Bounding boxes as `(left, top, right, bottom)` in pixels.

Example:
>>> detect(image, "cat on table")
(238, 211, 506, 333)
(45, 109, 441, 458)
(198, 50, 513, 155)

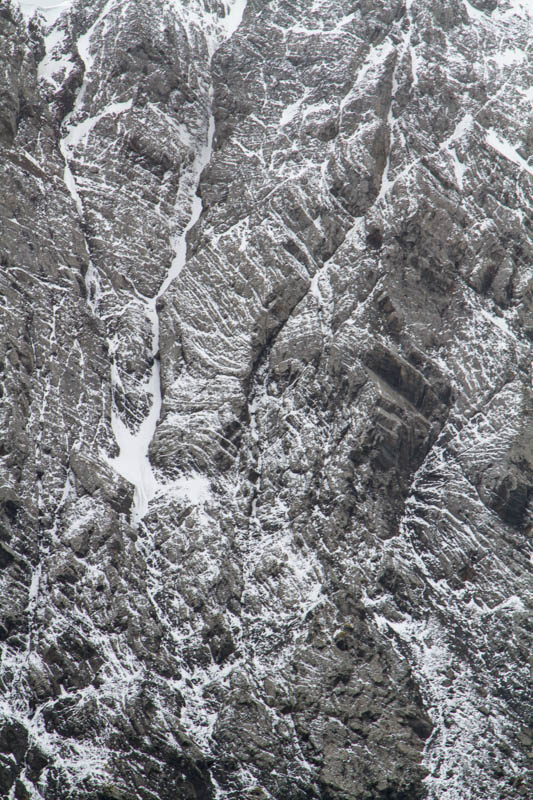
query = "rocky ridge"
(0, 0, 532, 798)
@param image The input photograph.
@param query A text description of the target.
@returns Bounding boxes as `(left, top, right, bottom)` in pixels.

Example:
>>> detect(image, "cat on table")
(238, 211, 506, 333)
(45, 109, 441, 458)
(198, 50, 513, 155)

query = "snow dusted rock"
(1, 0, 532, 798)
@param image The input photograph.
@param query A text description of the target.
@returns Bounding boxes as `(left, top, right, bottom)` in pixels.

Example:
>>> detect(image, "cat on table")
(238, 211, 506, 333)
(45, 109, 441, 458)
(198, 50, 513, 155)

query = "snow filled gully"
(107, 137, 212, 524)
(108, 2, 247, 524)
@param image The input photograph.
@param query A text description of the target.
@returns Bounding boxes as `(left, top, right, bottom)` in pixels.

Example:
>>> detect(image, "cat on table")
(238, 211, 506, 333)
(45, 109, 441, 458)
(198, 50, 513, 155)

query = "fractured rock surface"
(0, 0, 532, 798)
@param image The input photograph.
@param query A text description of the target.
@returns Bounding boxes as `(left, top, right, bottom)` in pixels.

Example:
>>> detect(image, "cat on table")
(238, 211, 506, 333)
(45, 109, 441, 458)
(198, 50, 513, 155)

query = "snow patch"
(63, 99, 133, 152)
(105, 336, 161, 523)
(448, 113, 474, 143)
(486, 128, 533, 176)
(493, 46, 526, 67)
(309, 270, 323, 301)
(462, 0, 486, 20)
(279, 93, 309, 127)
(221, 0, 247, 37)
(17, 0, 72, 23)
(164, 475, 212, 505)
(38, 25, 73, 85)
(494, 0, 533, 19)
(449, 147, 466, 189)
(478, 308, 517, 338)
(410, 44, 420, 84)
(62, 160, 83, 215)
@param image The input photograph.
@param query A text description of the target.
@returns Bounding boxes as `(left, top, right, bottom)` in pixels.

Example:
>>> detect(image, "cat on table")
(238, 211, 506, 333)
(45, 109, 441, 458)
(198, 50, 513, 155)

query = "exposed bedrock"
(0, 0, 532, 798)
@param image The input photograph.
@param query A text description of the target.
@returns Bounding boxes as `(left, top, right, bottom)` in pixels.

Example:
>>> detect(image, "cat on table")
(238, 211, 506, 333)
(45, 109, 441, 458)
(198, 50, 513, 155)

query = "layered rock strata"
(0, 0, 532, 798)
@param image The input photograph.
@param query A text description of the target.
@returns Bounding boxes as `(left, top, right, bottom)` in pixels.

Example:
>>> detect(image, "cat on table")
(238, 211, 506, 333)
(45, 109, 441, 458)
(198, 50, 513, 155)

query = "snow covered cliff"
(0, 0, 532, 797)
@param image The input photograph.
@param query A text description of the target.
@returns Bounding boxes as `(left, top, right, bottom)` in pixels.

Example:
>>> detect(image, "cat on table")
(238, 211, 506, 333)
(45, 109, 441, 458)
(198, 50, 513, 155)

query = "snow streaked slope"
(1, 0, 532, 798)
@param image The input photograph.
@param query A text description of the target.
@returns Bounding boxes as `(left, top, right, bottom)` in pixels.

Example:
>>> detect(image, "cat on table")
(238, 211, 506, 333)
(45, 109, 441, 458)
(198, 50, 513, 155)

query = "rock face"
(0, 0, 532, 798)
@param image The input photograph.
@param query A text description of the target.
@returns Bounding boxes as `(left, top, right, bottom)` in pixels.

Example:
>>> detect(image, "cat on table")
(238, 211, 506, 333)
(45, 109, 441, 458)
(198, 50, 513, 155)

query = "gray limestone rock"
(0, 0, 532, 798)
